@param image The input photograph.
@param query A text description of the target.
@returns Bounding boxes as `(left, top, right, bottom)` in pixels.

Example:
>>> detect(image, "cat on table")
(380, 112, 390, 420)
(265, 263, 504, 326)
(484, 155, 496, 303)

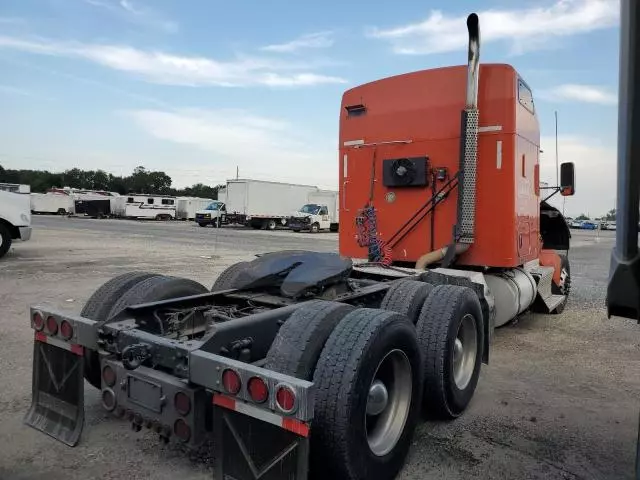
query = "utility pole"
(236, 166, 239, 180)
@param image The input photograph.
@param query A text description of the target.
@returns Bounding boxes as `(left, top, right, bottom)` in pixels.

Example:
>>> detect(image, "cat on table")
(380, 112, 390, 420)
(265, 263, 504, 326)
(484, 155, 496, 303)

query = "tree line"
(0, 165, 224, 199)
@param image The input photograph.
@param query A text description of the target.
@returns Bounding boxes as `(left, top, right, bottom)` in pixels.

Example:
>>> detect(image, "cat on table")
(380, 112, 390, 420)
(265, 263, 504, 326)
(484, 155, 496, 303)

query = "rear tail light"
(45, 316, 58, 335)
(102, 365, 116, 387)
(174, 391, 191, 416)
(247, 376, 269, 404)
(275, 385, 297, 413)
(174, 419, 191, 442)
(60, 320, 73, 340)
(32, 312, 44, 331)
(222, 369, 241, 395)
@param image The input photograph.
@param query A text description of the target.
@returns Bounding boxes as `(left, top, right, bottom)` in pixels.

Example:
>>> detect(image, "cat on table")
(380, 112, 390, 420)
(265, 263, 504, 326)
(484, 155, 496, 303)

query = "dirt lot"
(0, 216, 638, 480)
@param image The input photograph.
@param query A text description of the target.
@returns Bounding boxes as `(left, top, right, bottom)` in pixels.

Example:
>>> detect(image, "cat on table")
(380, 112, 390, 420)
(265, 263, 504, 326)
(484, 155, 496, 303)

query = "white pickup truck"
(289, 190, 339, 233)
(0, 183, 32, 258)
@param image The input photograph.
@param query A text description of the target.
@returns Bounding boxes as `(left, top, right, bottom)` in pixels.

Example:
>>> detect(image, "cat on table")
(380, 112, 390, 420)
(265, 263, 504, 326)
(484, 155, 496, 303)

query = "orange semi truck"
(24, 12, 577, 480)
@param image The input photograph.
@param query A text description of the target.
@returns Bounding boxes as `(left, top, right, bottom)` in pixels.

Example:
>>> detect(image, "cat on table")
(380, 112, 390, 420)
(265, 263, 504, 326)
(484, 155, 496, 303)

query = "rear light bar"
(29, 307, 99, 351)
(189, 350, 315, 423)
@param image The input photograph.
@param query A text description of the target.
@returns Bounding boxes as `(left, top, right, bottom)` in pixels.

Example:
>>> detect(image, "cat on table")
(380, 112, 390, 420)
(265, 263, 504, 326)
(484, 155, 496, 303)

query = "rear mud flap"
(24, 338, 85, 446)
(213, 406, 309, 480)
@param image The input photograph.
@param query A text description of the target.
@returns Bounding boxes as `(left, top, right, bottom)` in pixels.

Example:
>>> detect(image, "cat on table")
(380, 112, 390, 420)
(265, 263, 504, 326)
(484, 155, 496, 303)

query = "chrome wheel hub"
(366, 349, 412, 457)
(453, 314, 478, 390)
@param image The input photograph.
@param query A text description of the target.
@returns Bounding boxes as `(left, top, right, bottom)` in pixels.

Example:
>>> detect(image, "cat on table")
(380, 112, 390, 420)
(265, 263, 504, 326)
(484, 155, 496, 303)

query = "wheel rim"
(453, 314, 477, 390)
(366, 349, 412, 457)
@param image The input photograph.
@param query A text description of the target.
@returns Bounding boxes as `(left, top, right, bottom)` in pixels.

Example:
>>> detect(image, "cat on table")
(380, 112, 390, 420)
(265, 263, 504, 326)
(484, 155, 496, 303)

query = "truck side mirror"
(560, 162, 575, 196)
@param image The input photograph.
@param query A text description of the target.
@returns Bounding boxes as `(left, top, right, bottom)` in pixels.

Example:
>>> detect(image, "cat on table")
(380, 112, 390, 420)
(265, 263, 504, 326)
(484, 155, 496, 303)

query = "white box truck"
(176, 197, 214, 221)
(197, 179, 320, 230)
(0, 183, 32, 258)
(289, 190, 339, 233)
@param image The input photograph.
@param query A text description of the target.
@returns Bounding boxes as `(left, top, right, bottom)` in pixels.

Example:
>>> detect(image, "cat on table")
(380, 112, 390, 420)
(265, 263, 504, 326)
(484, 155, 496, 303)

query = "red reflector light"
(102, 365, 116, 387)
(60, 320, 73, 340)
(222, 369, 241, 395)
(46, 316, 58, 335)
(276, 385, 296, 413)
(174, 391, 191, 416)
(32, 312, 44, 331)
(174, 419, 191, 442)
(247, 376, 269, 404)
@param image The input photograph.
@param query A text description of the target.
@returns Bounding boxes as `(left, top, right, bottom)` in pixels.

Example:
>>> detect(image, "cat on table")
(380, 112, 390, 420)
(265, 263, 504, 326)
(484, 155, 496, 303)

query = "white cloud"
(84, 0, 178, 33)
(0, 84, 54, 101)
(261, 31, 334, 53)
(0, 36, 347, 87)
(368, 0, 619, 55)
(125, 108, 338, 188)
(540, 84, 617, 105)
(539, 135, 616, 216)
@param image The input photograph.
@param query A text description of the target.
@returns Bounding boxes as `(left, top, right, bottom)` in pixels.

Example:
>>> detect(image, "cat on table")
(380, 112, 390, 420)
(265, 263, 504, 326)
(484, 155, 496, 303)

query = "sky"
(0, 0, 621, 217)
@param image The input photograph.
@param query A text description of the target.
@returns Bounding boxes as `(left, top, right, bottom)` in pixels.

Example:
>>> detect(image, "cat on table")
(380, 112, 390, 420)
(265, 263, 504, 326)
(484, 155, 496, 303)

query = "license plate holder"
(127, 375, 163, 413)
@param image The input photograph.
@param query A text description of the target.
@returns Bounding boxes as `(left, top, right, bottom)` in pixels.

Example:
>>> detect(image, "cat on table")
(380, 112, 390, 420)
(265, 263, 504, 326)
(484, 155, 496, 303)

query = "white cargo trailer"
(111, 195, 177, 220)
(289, 190, 339, 233)
(30, 192, 74, 215)
(176, 197, 214, 220)
(224, 179, 320, 230)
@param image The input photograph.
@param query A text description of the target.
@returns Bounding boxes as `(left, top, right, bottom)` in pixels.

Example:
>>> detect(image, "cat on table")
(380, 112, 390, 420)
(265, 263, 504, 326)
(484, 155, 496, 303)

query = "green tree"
(605, 208, 616, 221)
(576, 213, 590, 220)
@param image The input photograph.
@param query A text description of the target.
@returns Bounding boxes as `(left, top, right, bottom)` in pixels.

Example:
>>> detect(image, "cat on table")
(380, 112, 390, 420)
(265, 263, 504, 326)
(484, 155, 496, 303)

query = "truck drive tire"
(380, 279, 433, 324)
(550, 253, 571, 314)
(81, 271, 162, 389)
(211, 261, 250, 291)
(310, 222, 320, 233)
(106, 276, 209, 336)
(415, 284, 484, 419)
(311, 308, 422, 480)
(264, 300, 355, 380)
(0, 222, 12, 259)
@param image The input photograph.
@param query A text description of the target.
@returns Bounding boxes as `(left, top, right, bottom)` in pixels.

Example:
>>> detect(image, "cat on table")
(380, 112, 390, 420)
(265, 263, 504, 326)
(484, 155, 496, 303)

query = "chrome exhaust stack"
(465, 13, 480, 108)
(457, 13, 481, 247)
(418, 13, 481, 269)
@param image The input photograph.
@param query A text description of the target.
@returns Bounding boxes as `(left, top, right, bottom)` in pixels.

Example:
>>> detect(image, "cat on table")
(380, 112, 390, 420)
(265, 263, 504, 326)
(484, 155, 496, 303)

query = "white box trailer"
(30, 192, 74, 215)
(289, 190, 339, 233)
(224, 179, 320, 230)
(176, 197, 214, 220)
(111, 195, 177, 220)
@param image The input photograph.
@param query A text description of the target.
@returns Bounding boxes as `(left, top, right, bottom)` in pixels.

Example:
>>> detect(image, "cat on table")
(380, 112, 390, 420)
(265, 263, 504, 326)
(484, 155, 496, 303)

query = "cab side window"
(518, 78, 535, 114)
(319, 207, 328, 215)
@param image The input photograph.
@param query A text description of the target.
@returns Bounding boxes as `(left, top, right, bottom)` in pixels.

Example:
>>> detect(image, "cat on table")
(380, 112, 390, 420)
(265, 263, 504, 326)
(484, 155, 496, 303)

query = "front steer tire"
(416, 284, 484, 419)
(550, 253, 571, 314)
(311, 308, 423, 480)
(80, 271, 162, 389)
(0, 222, 12, 259)
(264, 300, 354, 380)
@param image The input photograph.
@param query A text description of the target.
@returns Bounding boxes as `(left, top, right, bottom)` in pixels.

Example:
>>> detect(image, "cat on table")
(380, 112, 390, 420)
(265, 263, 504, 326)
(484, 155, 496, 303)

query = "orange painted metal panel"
(338, 64, 541, 268)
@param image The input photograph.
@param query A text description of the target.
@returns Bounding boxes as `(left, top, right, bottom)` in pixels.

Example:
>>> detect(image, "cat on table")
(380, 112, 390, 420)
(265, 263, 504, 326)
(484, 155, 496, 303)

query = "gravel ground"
(0, 216, 638, 480)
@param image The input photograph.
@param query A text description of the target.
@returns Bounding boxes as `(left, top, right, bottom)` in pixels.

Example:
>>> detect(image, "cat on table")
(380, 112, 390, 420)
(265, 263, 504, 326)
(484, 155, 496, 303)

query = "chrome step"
(544, 294, 566, 312)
